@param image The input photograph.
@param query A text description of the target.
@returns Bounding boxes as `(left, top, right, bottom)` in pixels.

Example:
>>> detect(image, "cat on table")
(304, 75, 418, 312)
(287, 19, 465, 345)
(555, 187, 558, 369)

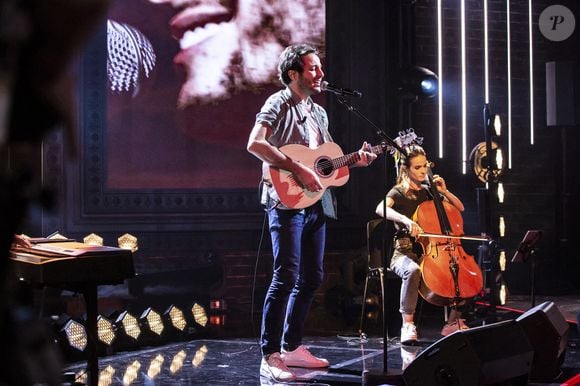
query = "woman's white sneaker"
(401, 322, 418, 345)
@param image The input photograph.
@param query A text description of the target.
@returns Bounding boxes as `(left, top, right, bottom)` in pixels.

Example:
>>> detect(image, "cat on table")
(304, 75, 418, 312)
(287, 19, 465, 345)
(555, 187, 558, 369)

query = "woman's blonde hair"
(396, 145, 426, 196)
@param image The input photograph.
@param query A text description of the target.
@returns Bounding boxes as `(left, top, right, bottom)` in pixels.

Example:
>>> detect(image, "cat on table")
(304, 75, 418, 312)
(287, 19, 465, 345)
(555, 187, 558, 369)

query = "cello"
(413, 164, 484, 307)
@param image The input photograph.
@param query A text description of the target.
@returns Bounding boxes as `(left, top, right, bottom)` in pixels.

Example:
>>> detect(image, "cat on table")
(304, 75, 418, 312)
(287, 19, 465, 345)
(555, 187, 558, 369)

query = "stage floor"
(63, 298, 580, 385)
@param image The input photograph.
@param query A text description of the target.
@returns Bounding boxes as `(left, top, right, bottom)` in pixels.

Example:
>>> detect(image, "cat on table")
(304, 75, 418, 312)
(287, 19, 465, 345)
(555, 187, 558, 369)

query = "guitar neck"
(330, 144, 385, 170)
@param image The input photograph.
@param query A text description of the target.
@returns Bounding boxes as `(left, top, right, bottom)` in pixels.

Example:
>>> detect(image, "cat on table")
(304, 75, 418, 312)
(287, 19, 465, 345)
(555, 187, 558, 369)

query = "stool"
(359, 219, 402, 338)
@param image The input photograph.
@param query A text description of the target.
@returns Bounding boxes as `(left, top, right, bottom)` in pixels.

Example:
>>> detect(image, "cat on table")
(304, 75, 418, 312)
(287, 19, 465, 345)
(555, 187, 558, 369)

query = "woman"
(375, 145, 468, 344)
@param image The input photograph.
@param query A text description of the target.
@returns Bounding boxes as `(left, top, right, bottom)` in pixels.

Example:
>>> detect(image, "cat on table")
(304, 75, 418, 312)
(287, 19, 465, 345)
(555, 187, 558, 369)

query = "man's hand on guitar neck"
(352, 141, 378, 168)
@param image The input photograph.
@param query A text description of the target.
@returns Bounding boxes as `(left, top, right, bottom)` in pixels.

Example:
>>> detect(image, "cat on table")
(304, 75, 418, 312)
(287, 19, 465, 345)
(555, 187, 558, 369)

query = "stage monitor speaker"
(546, 61, 580, 126)
(516, 301, 569, 382)
(403, 320, 533, 386)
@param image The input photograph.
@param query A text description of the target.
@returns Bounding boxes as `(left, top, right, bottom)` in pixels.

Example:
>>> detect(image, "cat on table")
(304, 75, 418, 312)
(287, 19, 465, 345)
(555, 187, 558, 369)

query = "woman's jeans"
(389, 237, 422, 316)
(260, 203, 326, 356)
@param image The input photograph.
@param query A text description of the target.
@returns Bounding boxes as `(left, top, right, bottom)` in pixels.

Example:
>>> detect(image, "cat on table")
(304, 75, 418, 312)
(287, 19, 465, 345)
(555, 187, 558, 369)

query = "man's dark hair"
(277, 44, 319, 86)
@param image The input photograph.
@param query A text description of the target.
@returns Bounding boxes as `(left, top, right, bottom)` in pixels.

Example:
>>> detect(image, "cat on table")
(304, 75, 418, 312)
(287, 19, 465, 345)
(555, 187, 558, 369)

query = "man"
(247, 44, 377, 382)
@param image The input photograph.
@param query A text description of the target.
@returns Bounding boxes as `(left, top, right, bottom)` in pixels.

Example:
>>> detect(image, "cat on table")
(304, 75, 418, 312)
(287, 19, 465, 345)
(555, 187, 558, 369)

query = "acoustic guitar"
(264, 142, 387, 209)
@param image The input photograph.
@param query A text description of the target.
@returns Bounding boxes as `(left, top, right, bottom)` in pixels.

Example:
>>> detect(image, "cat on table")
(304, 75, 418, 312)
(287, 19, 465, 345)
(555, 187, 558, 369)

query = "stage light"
(83, 233, 103, 246)
(495, 147, 504, 170)
(399, 66, 439, 100)
(497, 182, 505, 203)
(97, 315, 116, 346)
(140, 308, 165, 336)
(209, 299, 226, 310)
(115, 311, 141, 340)
(147, 354, 164, 379)
(170, 350, 187, 374)
(498, 249, 507, 272)
(499, 216, 506, 237)
(469, 141, 505, 183)
(192, 303, 208, 327)
(165, 305, 187, 332)
(209, 315, 226, 326)
(47, 231, 70, 240)
(62, 319, 87, 352)
(494, 114, 502, 136)
(499, 280, 508, 306)
(118, 233, 138, 252)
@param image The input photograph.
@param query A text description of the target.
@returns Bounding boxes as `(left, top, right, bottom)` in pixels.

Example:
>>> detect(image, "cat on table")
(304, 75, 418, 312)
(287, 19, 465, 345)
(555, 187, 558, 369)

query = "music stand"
(511, 230, 542, 307)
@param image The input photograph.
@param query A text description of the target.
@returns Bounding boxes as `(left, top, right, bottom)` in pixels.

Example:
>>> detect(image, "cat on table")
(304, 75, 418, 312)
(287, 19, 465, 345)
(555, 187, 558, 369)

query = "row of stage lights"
(57, 301, 226, 360)
(470, 106, 509, 307)
(45, 231, 140, 252)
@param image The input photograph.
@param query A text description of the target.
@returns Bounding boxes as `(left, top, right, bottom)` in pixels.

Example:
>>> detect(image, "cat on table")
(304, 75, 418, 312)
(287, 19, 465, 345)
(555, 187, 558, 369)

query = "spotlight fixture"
(498, 278, 509, 306)
(142, 308, 164, 336)
(47, 232, 70, 240)
(469, 141, 505, 183)
(209, 315, 226, 326)
(118, 233, 138, 252)
(209, 299, 226, 310)
(493, 114, 502, 136)
(191, 303, 208, 328)
(115, 311, 141, 341)
(499, 216, 506, 238)
(498, 250, 507, 272)
(497, 182, 505, 204)
(61, 319, 88, 352)
(83, 233, 104, 246)
(399, 66, 439, 100)
(97, 315, 116, 346)
(165, 305, 187, 332)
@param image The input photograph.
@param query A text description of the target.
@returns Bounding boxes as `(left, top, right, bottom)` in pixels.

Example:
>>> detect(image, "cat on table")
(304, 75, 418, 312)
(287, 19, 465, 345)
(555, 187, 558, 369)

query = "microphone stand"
(334, 95, 406, 385)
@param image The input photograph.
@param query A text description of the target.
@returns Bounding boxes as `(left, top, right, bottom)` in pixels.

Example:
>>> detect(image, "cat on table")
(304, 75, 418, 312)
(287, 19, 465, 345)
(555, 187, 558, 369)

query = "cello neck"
(426, 166, 453, 235)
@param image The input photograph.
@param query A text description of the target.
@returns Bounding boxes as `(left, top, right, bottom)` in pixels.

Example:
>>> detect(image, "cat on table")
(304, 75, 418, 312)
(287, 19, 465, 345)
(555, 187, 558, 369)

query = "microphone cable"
(250, 184, 270, 347)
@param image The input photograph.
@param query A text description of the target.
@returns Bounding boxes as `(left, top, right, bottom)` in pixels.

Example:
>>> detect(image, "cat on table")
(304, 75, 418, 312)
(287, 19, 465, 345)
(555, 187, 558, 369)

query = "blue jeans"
(260, 203, 326, 356)
(389, 237, 422, 316)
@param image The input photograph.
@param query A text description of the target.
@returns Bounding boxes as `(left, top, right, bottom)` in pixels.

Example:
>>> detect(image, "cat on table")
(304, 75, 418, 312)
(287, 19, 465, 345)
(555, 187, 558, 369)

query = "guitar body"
(268, 143, 351, 209)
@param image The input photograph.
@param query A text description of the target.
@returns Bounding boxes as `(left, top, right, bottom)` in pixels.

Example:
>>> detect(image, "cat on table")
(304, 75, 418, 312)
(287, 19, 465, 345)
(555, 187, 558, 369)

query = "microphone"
(321, 81, 362, 98)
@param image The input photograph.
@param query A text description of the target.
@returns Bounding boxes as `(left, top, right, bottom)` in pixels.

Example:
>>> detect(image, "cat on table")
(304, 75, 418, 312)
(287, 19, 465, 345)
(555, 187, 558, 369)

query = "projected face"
(149, 0, 325, 107)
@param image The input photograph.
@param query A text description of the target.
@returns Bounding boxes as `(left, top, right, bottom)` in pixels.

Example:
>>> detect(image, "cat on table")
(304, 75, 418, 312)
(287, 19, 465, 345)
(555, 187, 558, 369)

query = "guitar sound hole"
(315, 158, 333, 176)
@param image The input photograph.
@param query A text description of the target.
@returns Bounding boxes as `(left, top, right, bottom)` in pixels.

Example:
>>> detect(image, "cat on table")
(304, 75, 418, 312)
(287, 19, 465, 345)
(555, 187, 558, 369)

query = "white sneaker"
(281, 345, 330, 368)
(260, 352, 297, 382)
(400, 322, 418, 345)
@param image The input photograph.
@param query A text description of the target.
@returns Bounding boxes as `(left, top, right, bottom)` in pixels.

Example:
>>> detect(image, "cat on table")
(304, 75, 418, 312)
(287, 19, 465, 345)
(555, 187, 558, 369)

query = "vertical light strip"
(483, 0, 489, 103)
(461, 0, 467, 174)
(528, 0, 534, 144)
(437, 0, 444, 158)
(507, 1, 513, 168)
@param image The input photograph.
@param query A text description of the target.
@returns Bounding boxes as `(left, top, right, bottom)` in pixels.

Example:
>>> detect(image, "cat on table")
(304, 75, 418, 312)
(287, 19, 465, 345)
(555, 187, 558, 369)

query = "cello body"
(413, 196, 484, 307)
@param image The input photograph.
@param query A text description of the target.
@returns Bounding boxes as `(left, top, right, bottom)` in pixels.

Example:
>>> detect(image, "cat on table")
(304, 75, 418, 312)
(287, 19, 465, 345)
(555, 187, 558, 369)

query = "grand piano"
(10, 239, 135, 386)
